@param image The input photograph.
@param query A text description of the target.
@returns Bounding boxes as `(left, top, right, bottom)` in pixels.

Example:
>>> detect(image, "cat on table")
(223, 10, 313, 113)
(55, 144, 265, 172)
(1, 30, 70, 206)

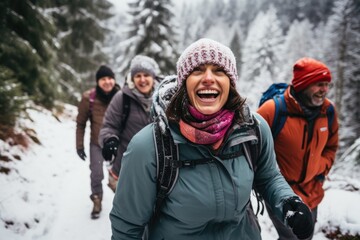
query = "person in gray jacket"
(110, 39, 314, 240)
(99, 55, 160, 192)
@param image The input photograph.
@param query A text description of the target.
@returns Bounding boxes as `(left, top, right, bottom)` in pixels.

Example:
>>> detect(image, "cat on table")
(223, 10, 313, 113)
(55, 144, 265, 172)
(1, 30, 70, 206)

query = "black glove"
(102, 137, 120, 161)
(77, 149, 87, 161)
(283, 196, 314, 239)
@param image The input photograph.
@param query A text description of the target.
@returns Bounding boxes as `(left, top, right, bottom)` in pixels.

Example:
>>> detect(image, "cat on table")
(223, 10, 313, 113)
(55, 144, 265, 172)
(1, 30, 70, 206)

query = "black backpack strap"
(326, 104, 335, 135)
(119, 94, 131, 133)
(242, 117, 264, 216)
(151, 116, 179, 224)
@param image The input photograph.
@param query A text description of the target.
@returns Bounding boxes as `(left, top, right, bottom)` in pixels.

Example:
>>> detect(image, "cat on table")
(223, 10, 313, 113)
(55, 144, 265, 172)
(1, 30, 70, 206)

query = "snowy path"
(0, 106, 113, 240)
(31, 107, 115, 240)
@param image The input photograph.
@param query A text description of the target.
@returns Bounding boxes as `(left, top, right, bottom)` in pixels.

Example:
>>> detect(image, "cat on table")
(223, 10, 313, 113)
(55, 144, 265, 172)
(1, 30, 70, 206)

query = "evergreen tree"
(229, 31, 242, 78)
(264, 0, 334, 31)
(223, 0, 242, 26)
(240, 0, 265, 36)
(0, 67, 25, 129)
(177, 1, 206, 50)
(115, 0, 179, 76)
(279, 19, 316, 82)
(0, 0, 114, 129)
(242, 8, 284, 82)
(47, 0, 114, 102)
(0, 0, 57, 109)
(240, 5, 284, 104)
(326, 0, 360, 150)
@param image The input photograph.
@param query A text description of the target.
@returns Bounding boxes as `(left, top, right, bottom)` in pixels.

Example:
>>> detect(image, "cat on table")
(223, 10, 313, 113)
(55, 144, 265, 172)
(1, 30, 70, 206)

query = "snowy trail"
(32, 107, 114, 240)
(0, 106, 114, 240)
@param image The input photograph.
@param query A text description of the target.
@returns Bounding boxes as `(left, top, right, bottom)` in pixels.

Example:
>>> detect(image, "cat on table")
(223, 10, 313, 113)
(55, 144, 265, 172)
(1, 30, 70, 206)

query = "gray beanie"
(130, 55, 159, 79)
(177, 38, 238, 86)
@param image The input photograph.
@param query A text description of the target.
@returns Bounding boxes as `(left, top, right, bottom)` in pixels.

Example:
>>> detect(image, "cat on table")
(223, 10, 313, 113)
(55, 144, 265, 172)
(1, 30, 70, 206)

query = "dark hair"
(166, 83, 246, 124)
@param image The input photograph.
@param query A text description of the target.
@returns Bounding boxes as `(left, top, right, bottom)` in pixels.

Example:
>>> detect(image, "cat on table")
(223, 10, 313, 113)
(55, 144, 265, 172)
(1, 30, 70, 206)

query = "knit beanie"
(96, 65, 115, 82)
(177, 38, 238, 87)
(130, 55, 159, 79)
(291, 57, 331, 92)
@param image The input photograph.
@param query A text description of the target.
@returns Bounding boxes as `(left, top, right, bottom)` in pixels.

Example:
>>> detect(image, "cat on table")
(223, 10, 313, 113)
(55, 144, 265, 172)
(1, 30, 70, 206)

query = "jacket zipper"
(298, 123, 309, 184)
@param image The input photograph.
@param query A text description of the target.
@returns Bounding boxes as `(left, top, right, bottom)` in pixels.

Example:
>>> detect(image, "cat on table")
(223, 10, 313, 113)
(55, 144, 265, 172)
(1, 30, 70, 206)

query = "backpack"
(258, 83, 335, 139)
(89, 89, 131, 133)
(150, 115, 264, 223)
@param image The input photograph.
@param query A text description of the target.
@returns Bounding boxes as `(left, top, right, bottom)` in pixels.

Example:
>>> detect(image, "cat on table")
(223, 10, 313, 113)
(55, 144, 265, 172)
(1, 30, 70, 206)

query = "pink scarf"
(180, 105, 234, 150)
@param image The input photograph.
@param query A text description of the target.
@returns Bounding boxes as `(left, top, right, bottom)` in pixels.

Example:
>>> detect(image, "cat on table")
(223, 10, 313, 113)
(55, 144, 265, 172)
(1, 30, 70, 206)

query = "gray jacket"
(99, 86, 152, 175)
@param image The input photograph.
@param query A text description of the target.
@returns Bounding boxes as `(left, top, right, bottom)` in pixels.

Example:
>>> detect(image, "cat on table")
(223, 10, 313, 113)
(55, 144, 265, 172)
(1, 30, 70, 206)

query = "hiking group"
(75, 38, 338, 240)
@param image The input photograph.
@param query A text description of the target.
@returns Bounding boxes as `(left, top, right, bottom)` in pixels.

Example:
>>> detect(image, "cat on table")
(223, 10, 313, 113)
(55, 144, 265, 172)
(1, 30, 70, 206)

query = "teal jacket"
(110, 114, 296, 240)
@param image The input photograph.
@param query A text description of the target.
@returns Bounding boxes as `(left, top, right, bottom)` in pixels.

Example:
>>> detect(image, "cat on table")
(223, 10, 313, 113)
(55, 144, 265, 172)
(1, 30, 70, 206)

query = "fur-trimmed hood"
(151, 75, 178, 133)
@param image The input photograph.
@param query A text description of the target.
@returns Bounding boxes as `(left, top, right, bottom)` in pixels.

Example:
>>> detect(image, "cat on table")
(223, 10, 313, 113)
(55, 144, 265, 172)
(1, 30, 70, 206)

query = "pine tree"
(279, 19, 316, 82)
(115, 0, 179, 76)
(229, 32, 242, 78)
(47, 0, 114, 102)
(326, 0, 360, 150)
(240, 5, 284, 107)
(0, 0, 57, 108)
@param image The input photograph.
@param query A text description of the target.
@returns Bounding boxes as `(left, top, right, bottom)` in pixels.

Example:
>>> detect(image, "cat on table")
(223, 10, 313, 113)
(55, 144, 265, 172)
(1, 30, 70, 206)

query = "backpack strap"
(119, 94, 131, 133)
(326, 104, 335, 134)
(151, 116, 179, 224)
(272, 94, 287, 139)
(242, 118, 264, 216)
(88, 88, 96, 119)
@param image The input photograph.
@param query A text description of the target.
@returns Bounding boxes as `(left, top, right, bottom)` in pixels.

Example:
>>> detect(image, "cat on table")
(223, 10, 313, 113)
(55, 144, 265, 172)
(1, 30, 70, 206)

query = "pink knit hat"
(291, 57, 331, 92)
(176, 38, 238, 86)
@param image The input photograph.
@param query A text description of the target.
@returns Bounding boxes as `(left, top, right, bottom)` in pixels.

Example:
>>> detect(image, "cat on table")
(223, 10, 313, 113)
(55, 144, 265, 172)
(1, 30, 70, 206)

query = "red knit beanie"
(291, 57, 331, 92)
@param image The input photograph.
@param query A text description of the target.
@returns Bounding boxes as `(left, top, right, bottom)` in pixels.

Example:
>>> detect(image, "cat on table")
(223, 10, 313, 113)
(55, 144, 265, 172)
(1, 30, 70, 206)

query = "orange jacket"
(257, 87, 339, 209)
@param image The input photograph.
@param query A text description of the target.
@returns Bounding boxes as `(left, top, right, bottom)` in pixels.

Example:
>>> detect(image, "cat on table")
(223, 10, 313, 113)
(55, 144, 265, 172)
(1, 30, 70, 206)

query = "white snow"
(0, 103, 360, 239)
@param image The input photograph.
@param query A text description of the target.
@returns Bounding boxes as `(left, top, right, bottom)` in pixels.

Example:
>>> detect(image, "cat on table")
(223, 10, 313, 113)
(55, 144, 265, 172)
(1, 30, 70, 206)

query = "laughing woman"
(110, 39, 314, 240)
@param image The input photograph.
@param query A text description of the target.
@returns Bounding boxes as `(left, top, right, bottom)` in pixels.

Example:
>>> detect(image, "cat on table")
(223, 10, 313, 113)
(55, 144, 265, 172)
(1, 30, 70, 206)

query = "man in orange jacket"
(257, 57, 339, 239)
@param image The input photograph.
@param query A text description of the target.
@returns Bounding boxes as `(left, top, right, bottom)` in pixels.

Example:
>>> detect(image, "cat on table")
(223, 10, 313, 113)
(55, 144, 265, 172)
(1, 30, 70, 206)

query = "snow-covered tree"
(0, 0, 57, 108)
(115, 0, 179, 76)
(176, 1, 206, 50)
(264, 0, 334, 31)
(278, 19, 316, 82)
(229, 31, 243, 78)
(326, 0, 360, 152)
(240, 5, 284, 101)
(48, 0, 114, 101)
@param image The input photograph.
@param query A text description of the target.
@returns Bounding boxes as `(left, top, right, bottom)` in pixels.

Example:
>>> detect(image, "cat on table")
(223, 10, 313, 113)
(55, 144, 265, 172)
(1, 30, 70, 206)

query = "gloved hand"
(77, 149, 87, 161)
(102, 137, 120, 162)
(283, 196, 314, 239)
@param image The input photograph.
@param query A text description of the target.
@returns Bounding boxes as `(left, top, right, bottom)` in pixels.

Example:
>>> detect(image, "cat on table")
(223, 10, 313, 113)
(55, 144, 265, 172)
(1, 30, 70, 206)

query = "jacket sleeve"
(110, 125, 157, 240)
(252, 113, 297, 221)
(75, 91, 90, 150)
(98, 91, 125, 147)
(320, 105, 339, 176)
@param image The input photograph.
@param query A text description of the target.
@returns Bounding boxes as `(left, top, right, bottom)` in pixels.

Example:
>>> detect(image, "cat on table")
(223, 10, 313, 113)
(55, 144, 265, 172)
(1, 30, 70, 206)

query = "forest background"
(1, 0, 359, 157)
(0, 0, 360, 239)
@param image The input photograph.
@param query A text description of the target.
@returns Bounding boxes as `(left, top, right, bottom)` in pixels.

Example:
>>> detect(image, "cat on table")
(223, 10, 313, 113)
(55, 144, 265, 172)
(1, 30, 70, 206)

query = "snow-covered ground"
(0, 103, 360, 239)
